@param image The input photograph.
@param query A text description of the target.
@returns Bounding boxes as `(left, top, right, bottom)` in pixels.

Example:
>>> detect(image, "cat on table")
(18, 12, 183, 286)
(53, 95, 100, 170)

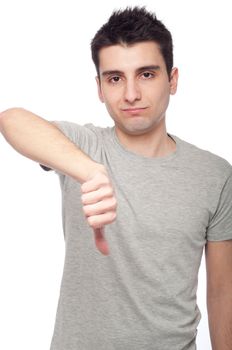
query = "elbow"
(1, 107, 25, 119)
(0, 107, 25, 132)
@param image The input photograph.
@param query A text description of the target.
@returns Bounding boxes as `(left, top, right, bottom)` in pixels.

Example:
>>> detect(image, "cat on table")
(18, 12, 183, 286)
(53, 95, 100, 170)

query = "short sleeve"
(40, 164, 53, 171)
(39, 121, 100, 172)
(206, 170, 232, 241)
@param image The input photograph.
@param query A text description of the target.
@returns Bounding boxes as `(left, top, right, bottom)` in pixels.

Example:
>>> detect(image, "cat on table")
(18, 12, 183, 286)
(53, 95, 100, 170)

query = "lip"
(121, 107, 148, 115)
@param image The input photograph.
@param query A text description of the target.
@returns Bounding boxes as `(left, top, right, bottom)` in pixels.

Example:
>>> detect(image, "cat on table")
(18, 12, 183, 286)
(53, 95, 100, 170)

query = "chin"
(120, 124, 153, 136)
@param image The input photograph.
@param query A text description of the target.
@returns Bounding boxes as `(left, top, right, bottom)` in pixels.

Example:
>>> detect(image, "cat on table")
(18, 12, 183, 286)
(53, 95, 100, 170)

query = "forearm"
(207, 295, 232, 350)
(0, 108, 102, 183)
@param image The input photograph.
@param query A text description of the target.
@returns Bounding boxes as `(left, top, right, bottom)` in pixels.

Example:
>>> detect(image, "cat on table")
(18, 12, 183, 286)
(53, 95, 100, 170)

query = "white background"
(0, 1, 231, 349)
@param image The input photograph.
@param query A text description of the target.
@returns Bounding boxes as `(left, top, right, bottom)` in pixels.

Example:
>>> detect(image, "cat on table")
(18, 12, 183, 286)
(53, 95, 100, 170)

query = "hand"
(81, 166, 117, 255)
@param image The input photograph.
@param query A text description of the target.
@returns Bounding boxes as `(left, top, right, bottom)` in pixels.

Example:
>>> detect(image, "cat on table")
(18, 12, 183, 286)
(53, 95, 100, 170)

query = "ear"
(169, 67, 179, 95)
(95, 76, 105, 103)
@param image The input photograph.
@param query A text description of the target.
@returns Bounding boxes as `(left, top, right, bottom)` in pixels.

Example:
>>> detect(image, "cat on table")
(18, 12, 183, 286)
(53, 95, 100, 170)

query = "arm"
(0, 107, 100, 183)
(0, 107, 117, 255)
(205, 240, 232, 350)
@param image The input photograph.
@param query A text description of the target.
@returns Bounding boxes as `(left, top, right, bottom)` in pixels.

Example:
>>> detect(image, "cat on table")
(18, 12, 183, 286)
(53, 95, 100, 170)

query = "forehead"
(98, 41, 165, 74)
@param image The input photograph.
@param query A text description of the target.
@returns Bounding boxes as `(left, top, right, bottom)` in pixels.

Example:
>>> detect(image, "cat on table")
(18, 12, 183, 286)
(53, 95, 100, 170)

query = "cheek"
(151, 84, 170, 107)
(103, 89, 120, 108)
(102, 90, 123, 120)
(102, 94, 117, 115)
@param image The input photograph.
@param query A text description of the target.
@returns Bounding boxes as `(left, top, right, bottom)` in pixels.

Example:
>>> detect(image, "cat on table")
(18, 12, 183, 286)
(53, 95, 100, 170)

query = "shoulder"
(55, 121, 112, 138)
(83, 123, 113, 138)
(174, 134, 232, 180)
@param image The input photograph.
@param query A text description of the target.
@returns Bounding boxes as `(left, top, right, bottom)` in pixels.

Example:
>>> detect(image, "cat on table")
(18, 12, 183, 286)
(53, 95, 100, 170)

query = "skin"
(96, 41, 179, 158)
(81, 169, 117, 255)
(205, 240, 232, 349)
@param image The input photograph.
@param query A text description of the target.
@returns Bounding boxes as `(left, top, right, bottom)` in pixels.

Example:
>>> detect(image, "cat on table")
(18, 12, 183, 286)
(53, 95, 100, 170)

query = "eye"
(141, 72, 154, 79)
(109, 76, 121, 84)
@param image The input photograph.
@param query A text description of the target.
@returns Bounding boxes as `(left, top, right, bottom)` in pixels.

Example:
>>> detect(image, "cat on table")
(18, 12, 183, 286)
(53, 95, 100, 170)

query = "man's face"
(96, 41, 178, 136)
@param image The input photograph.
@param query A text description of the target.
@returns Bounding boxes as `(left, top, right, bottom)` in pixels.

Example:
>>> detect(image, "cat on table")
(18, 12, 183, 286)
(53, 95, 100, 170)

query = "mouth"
(121, 107, 148, 115)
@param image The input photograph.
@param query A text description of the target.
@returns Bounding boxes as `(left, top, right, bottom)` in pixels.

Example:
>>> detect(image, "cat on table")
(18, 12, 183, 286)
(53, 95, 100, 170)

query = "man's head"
(90, 6, 178, 139)
(91, 6, 173, 81)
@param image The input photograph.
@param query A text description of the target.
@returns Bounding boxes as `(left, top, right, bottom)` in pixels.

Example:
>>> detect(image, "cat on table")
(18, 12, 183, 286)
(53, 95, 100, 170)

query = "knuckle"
(83, 204, 93, 216)
(81, 183, 88, 193)
(102, 175, 111, 184)
(83, 206, 88, 215)
(96, 172, 108, 182)
(107, 187, 114, 196)
(87, 216, 101, 229)
(111, 197, 117, 208)
(110, 211, 117, 221)
(87, 216, 94, 227)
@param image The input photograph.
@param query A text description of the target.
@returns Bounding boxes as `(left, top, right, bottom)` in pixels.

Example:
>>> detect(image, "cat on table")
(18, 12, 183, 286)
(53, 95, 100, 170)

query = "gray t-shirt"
(41, 122, 232, 350)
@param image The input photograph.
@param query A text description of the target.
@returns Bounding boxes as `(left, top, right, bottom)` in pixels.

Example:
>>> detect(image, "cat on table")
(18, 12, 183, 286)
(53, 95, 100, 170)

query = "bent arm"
(0, 108, 102, 183)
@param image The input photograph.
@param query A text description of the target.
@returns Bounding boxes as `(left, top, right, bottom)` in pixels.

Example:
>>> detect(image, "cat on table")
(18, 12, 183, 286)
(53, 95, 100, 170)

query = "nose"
(124, 80, 141, 104)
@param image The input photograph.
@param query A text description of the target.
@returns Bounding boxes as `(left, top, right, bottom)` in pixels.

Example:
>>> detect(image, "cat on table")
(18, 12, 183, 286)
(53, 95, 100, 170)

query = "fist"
(81, 166, 117, 255)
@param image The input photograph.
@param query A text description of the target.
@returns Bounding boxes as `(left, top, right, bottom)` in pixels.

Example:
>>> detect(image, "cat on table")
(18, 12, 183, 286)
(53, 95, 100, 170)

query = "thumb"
(93, 226, 110, 256)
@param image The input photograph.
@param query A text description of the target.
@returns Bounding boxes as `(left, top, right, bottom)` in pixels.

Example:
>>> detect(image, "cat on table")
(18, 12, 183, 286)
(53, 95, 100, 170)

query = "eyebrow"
(101, 65, 161, 77)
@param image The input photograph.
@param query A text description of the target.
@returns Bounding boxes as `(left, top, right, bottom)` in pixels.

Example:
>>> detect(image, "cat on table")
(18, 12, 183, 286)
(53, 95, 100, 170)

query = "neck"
(115, 121, 176, 158)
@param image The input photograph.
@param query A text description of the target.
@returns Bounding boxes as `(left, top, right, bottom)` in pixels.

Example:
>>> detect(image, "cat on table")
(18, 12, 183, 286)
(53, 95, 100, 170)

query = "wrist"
(85, 162, 107, 182)
(73, 158, 105, 184)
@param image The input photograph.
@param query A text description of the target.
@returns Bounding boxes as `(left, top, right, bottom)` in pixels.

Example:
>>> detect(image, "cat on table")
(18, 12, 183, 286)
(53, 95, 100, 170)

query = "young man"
(0, 6, 232, 350)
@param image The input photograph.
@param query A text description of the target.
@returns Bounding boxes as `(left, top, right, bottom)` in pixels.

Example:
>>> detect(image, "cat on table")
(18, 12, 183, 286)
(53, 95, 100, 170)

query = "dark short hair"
(91, 6, 173, 81)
